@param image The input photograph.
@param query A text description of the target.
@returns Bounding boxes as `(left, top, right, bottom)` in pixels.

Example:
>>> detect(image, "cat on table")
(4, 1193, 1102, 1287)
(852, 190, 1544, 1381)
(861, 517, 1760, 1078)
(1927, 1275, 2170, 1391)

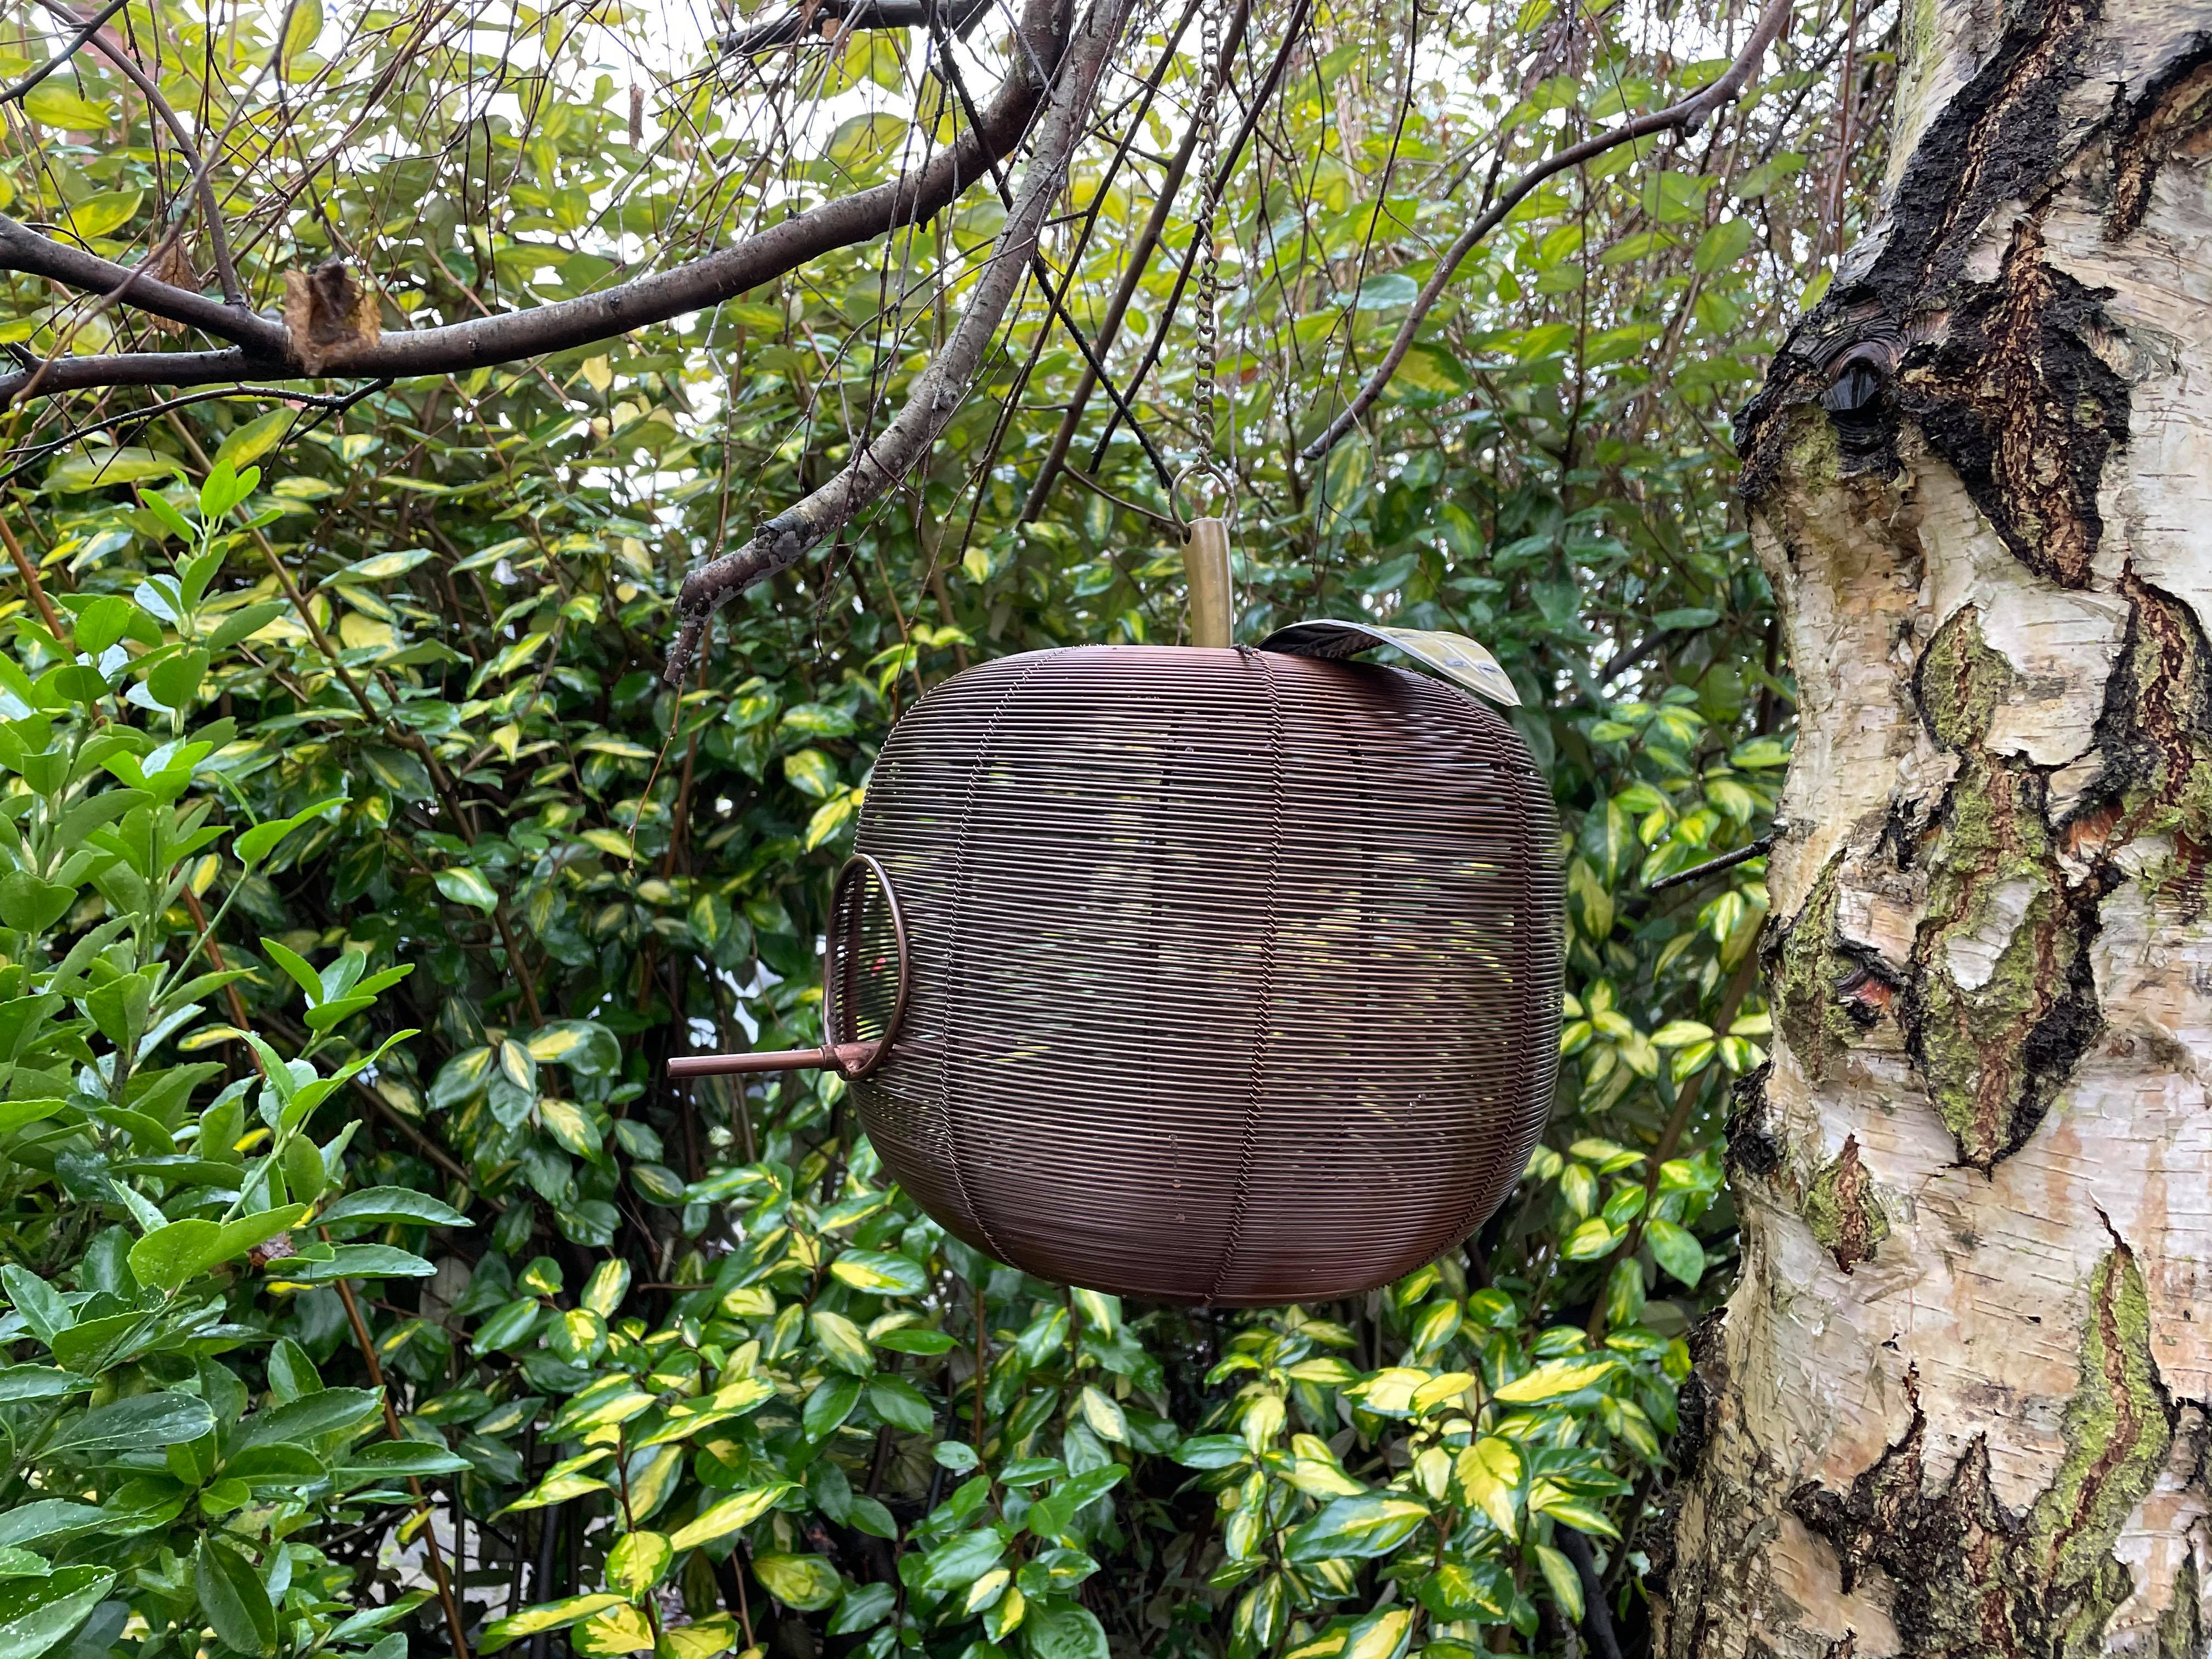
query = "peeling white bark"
(1656, 2, 2212, 1654)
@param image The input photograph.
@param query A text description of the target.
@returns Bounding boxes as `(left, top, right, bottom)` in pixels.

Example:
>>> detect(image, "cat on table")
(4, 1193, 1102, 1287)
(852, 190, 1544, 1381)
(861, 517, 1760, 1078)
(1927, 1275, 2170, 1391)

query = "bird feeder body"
(828, 644, 1561, 1306)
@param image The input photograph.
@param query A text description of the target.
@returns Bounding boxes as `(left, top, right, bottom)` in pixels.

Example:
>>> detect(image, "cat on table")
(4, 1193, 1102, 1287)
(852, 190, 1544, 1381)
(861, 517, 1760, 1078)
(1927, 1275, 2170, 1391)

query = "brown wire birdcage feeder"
(674, 622, 1560, 1306)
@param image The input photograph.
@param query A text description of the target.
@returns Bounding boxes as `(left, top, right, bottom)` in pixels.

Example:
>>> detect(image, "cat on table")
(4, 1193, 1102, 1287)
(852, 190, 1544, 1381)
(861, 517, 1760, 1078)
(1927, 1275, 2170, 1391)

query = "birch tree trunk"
(1652, 2, 2212, 1655)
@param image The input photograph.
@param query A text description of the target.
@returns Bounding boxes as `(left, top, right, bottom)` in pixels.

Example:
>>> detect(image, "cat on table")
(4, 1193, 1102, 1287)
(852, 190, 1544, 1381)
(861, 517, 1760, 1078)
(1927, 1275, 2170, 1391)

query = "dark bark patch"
(1723, 1060, 1782, 1180)
(2106, 33, 2212, 241)
(1899, 218, 2130, 590)
(2063, 574, 2212, 911)
(1792, 1244, 2174, 1659)
(1737, 0, 2131, 590)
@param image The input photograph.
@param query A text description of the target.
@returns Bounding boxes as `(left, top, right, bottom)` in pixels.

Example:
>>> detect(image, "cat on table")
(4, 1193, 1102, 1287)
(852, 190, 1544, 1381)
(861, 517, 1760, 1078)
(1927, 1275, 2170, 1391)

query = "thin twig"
(1017, 0, 1237, 520)
(34, 0, 247, 307)
(1298, 0, 1794, 462)
(665, 0, 1136, 679)
(329, 1265, 475, 1659)
(1086, 0, 1316, 467)
(1647, 836, 1774, 893)
(0, 381, 385, 489)
(0, 0, 133, 104)
(0, 515, 67, 642)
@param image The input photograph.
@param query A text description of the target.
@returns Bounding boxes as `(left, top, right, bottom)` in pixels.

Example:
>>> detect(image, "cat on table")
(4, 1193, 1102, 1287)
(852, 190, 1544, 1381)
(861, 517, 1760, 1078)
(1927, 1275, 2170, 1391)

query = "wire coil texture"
(840, 644, 1562, 1305)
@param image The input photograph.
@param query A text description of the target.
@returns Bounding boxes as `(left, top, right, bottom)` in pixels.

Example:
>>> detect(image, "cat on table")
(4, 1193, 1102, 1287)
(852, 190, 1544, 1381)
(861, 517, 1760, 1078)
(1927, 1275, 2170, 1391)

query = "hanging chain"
(1192, 0, 1223, 461)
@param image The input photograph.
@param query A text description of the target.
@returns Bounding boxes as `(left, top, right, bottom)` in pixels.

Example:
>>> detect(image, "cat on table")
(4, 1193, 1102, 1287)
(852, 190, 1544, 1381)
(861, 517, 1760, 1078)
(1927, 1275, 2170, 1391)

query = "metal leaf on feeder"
(674, 641, 1562, 1306)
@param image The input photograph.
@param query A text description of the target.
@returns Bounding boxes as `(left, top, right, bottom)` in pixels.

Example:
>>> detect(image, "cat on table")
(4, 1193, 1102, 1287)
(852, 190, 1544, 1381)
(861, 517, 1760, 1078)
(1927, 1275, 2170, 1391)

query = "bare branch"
(33, 0, 248, 308)
(1018, 0, 1250, 521)
(1297, 0, 1793, 463)
(0, 0, 132, 105)
(664, 0, 1142, 681)
(720, 0, 991, 55)
(0, 218, 288, 352)
(0, 1, 1071, 407)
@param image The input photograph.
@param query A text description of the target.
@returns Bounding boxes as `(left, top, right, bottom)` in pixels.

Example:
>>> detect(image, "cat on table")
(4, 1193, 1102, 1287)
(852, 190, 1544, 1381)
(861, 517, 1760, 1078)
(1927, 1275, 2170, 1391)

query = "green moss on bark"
(2022, 1240, 2175, 1658)
(1790, 1242, 2176, 1659)
(1802, 1134, 1888, 1272)
(1774, 855, 1868, 1084)
(1906, 610, 2103, 1169)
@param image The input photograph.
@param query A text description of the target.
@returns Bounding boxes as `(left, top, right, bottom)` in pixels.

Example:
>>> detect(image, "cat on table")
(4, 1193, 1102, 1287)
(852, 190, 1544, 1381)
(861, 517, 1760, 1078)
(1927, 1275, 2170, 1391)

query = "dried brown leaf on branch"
(283, 259, 380, 373)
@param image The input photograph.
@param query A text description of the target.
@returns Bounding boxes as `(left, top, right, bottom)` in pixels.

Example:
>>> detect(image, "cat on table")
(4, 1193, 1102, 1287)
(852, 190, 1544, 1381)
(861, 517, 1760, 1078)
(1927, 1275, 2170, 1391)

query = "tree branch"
(1084, 0, 1315, 467)
(1017, 0, 1251, 521)
(0, 0, 132, 105)
(0, 1, 1070, 406)
(0, 217, 287, 351)
(664, 0, 1140, 681)
(720, 0, 991, 55)
(34, 0, 247, 308)
(1297, 0, 1793, 462)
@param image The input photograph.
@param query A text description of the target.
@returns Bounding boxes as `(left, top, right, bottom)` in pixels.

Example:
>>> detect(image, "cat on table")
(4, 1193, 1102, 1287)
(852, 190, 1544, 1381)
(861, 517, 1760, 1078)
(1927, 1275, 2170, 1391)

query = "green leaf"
(1535, 1543, 1584, 1619)
(65, 189, 140, 240)
(866, 1375, 933, 1433)
(810, 1308, 872, 1374)
(338, 1440, 472, 1479)
(1353, 272, 1418, 309)
(1283, 1493, 1431, 1561)
(194, 1537, 276, 1657)
(0, 1507, 102, 1554)
(782, 748, 838, 799)
(334, 548, 435, 583)
(1490, 1358, 1617, 1404)
(0, 873, 70, 936)
(1077, 1385, 1127, 1444)
(47, 1392, 215, 1459)
(315, 1186, 471, 1228)
(1023, 1603, 1110, 1659)
(1646, 1217, 1707, 1289)
(0, 1368, 82, 1403)
(803, 1375, 862, 1441)
(1533, 1495, 1621, 1538)
(206, 601, 292, 651)
(605, 1531, 672, 1596)
(751, 1553, 839, 1611)
(233, 1387, 384, 1449)
(278, 0, 322, 75)
(479, 1594, 629, 1655)
(1692, 218, 1755, 273)
(435, 866, 500, 912)
(266, 1243, 435, 1280)
(523, 1019, 621, 1076)
(0, 1566, 114, 1659)
(21, 84, 108, 130)
(915, 1528, 1002, 1595)
(126, 1218, 223, 1291)
(828, 1250, 926, 1296)
(0, 1099, 60, 1140)
(667, 1482, 795, 1550)
(233, 797, 343, 867)
(1393, 342, 1472, 396)
(213, 408, 298, 472)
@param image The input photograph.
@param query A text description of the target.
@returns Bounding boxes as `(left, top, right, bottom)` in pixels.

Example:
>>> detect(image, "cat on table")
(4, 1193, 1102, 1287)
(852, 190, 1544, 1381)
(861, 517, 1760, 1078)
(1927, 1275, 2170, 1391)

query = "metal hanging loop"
(668, 854, 910, 1080)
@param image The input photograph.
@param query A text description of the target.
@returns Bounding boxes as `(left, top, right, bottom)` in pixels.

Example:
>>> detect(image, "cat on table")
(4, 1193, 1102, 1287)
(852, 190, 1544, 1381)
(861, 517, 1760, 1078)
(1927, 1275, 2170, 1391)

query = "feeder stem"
(668, 1040, 880, 1078)
(1183, 517, 1234, 647)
